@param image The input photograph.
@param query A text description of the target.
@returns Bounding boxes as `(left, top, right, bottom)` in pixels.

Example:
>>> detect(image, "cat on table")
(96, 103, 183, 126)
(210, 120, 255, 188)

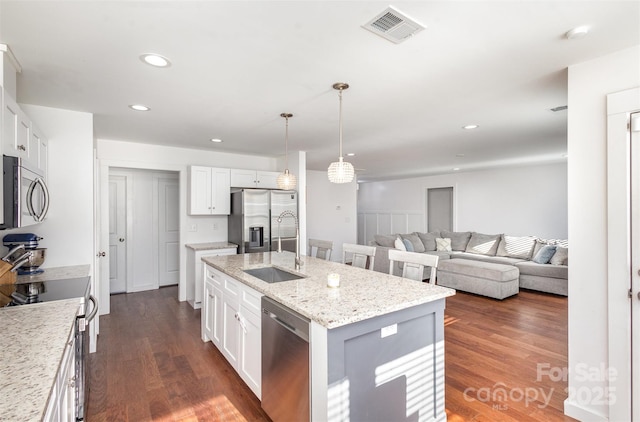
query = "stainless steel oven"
(3, 276, 97, 421)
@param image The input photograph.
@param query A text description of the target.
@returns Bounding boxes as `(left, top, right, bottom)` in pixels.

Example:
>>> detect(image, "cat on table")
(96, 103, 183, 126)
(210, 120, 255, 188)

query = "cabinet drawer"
(224, 277, 240, 297)
(205, 267, 224, 287)
(241, 287, 262, 315)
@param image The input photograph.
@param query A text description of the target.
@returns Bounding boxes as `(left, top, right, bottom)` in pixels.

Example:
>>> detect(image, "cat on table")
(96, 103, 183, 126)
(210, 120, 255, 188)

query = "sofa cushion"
(401, 233, 425, 253)
(402, 238, 414, 252)
(441, 231, 472, 251)
(374, 234, 397, 248)
(497, 235, 536, 259)
(465, 232, 501, 256)
(424, 251, 452, 260)
(550, 247, 568, 265)
(436, 237, 452, 251)
(516, 261, 568, 279)
(532, 245, 556, 264)
(416, 231, 440, 251)
(438, 258, 519, 282)
(450, 252, 526, 265)
(394, 237, 407, 251)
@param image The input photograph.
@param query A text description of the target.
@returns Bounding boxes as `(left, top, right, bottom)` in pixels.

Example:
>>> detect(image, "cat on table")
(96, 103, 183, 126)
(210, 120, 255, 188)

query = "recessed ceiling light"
(455, 153, 465, 157)
(129, 104, 150, 111)
(347, 153, 356, 157)
(210, 138, 223, 143)
(453, 167, 460, 171)
(565, 26, 590, 40)
(462, 124, 479, 130)
(140, 53, 171, 68)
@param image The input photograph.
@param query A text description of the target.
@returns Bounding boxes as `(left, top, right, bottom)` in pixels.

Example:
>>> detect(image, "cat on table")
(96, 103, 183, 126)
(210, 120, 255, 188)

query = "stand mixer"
(2, 233, 46, 275)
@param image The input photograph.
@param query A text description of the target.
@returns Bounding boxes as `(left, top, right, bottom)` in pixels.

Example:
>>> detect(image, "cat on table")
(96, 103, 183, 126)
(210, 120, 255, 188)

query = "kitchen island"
(202, 251, 455, 422)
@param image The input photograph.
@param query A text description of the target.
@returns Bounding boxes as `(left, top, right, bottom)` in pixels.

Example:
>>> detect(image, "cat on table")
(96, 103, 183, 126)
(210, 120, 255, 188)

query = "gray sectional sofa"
(370, 231, 568, 297)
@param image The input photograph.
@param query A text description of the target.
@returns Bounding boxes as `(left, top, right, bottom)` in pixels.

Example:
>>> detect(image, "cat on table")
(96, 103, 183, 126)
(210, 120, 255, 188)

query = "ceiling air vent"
(550, 105, 568, 112)
(362, 6, 425, 44)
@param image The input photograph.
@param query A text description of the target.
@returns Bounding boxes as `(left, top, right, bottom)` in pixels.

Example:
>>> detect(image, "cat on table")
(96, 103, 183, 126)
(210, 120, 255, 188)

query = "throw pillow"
(416, 231, 440, 251)
(402, 238, 414, 252)
(550, 247, 569, 265)
(394, 237, 407, 251)
(374, 234, 398, 248)
(465, 232, 501, 256)
(496, 235, 537, 259)
(401, 233, 425, 253)
(436, 237, 452, 252)
(532, 245, 557, 264)
(440, 231, 472, 251)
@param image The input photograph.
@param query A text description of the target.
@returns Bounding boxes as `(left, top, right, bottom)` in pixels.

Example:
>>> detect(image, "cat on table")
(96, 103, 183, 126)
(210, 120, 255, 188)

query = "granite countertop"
(0, 298, 82, 422)
(185, 242, 238, 252)
(16, 264, 91, 284)
(202, 252, 455, 329)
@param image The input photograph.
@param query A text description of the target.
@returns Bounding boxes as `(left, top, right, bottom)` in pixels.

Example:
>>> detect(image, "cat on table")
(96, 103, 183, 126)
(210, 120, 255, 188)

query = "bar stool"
(388, 249, 439, 283)
(342, 243, 376, 270)
(308, 239, 333, 260)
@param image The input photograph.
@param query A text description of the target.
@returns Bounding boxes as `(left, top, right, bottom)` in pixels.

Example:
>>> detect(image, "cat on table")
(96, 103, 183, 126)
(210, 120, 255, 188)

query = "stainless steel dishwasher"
(261, 296, 310, 422)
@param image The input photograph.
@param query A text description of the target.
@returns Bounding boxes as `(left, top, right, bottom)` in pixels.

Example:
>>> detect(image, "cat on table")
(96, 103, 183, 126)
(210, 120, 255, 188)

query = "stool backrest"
(342, 243, 376, 270)
(388, 249, 439, 283)
(308, 239, 333, 260)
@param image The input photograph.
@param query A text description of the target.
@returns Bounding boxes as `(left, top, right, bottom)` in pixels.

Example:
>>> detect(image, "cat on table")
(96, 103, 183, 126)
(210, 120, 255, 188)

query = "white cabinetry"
(188, 166, 231, 215)
(186, 245, 236, 309)
(43, 334, 76, 422)
(2, 87, 49, 174)
(230, 169, 279, 189)
(202, 265, 263, 399)
(2, 91, 30, 161)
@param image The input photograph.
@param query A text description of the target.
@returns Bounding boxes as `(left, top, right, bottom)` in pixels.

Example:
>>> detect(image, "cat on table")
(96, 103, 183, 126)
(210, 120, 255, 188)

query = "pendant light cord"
(338, 88, 344, 159)
(285, 115, 289, 168)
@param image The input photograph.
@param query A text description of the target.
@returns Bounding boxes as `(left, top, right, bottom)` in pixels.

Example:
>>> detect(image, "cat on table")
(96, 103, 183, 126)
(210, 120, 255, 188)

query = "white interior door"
(631, 111, 640, 419)
(108, 175, 127, 294)
(426, 187, 453, 232)
(158, 176, 179, 287)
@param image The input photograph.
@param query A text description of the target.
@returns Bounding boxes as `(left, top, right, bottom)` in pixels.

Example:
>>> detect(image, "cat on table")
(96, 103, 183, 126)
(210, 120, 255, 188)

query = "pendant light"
(328, 82, 355, 184)
(277, 113, 297, 190)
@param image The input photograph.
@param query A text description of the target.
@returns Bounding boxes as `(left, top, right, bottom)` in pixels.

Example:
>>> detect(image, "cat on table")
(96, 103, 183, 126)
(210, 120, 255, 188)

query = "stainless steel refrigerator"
(228, 189, 297, 254)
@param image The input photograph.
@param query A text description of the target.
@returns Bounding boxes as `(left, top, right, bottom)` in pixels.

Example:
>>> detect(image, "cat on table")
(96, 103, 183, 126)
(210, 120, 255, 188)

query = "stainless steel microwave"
(0, 155, 50, 229)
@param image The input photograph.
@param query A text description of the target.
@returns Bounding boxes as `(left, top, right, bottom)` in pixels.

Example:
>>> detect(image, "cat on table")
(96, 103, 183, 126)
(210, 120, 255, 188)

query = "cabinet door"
(202, 280, 215, 342)
(211, 284, 224, 348)
(256, 171, 280, 189)
(188, 166, 212, 215)
(211, 167, 230, 215)
(221, 294, 240, 367)
(2, 91, 29, 159)
(29, 122, 42, 168)
(238, 306, 262, 399)
(230, 169, 258, 188)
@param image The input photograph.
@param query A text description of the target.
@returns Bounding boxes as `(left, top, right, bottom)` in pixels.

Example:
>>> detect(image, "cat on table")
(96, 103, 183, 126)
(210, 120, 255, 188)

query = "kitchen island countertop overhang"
(202, 251, 455, 329)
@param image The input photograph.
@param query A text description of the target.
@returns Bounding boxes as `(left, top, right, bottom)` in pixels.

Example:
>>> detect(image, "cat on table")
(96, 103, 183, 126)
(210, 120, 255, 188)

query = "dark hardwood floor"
(87, 286, 574, 421)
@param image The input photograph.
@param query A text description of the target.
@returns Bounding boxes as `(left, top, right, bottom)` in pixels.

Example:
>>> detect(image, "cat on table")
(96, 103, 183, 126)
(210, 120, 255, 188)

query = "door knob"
(97, 251, 106, 257)
(119, 238, 125, 242)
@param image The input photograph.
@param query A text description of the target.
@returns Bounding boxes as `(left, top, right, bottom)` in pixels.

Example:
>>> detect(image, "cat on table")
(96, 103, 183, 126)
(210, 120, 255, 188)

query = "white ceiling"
(1, 1, 638, 181)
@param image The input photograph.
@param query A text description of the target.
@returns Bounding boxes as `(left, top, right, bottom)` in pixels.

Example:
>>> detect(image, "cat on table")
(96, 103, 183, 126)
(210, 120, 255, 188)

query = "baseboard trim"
(564, 398, 608, 421)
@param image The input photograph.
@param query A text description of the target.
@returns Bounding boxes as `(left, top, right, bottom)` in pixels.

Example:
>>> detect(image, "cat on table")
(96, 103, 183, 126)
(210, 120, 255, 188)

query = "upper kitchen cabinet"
(188, 166, 231, 215)
(1, 88, 48, 174)
(2, 90, 30, 161)
(230, 169, 279, 189)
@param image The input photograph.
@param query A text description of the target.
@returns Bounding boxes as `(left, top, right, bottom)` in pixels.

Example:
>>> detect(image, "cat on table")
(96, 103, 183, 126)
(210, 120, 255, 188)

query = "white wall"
(306, 170, 358, 261)
(357, 163, 568, 243)
(566, 45, 640, 421)
(17, 105, 94, 269)
(96, 139, 282, 304)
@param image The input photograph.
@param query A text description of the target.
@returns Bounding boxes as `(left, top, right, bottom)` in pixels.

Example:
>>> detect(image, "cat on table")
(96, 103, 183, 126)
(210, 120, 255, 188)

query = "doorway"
(107, 168, 179, 294)
(425, 187, 454, 232)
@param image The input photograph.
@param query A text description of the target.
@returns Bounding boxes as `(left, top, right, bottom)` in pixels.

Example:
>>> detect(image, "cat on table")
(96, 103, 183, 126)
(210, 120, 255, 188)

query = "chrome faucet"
(276, 210, 302, 270)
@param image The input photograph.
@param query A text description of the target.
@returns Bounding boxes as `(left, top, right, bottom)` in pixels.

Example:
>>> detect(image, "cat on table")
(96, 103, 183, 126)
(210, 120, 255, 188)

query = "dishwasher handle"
(264, 309, 309, 342)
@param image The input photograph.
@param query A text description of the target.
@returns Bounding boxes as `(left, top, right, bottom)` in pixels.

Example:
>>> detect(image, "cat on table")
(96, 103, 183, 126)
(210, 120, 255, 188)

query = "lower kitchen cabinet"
(202, 265, 262, 399)
(186, 244, 237, 310)
(43, 333, 76, 422)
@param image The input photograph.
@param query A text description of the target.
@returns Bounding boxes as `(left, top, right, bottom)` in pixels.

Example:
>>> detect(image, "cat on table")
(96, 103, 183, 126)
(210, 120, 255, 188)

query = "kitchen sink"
(243, 267, 305, 283)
